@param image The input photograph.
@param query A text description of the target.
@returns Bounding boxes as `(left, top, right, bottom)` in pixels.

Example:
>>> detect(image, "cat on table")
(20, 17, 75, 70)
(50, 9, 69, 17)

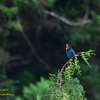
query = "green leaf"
(11, 21, 22, 31)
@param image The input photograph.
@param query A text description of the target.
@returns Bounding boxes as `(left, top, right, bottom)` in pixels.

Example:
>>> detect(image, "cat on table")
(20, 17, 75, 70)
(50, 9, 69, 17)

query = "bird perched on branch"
(66, 44, 75, 62)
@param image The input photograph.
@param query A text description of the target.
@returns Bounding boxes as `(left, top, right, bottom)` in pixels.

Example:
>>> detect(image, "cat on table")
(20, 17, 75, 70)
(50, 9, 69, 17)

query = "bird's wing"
(71, 49, 75, 57)
(71, 49, 76, 61)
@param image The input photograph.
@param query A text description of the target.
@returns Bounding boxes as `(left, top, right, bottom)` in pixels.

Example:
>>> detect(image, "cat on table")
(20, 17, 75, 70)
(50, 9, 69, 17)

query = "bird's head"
(66, 44, 72, 50)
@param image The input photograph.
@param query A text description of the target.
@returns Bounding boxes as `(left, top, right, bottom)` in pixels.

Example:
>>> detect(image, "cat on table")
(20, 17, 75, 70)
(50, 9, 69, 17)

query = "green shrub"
(16, 50, 94, 100)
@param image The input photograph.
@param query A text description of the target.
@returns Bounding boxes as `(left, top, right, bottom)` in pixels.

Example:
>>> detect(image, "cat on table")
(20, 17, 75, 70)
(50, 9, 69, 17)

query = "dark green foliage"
(78, 63, 100, 100)
(0, 0, 100, 100)
(15, 50, 94, 100)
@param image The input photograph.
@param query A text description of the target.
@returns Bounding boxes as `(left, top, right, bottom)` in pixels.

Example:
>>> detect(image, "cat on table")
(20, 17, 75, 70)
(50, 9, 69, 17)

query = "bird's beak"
(66, 44, 69, 50)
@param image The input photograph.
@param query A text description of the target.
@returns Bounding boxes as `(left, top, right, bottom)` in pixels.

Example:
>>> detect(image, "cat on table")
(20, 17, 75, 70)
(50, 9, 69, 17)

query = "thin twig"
(9, 55, 23, 60)
(63, 84, 86, 99)
(60, 61, 69, 92)
(39, 94, 59, 99)
(63, 84, 81, 93)
(83, 8, 89, 19)
(20, 28, 52, 72)
(44, 10, 91, 26)
(17, 15, 52, 72)
(59, 52, 83, 92)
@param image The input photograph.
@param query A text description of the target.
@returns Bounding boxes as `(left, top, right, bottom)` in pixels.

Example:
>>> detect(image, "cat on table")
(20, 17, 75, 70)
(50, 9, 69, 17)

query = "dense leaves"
(16, 50, 94, 100)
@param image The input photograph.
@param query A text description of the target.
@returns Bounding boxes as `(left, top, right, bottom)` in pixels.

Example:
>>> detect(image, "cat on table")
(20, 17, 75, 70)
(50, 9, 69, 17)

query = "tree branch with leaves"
(38, 50, 95, 100)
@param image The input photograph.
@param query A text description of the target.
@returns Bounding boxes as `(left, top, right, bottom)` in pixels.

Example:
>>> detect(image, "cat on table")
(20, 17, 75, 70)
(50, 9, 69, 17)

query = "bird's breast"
(66, 49, 72, 59)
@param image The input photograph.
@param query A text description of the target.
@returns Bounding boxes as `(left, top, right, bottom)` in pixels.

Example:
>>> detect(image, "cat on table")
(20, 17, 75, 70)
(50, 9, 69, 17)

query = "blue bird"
(66, 44, 75, 62)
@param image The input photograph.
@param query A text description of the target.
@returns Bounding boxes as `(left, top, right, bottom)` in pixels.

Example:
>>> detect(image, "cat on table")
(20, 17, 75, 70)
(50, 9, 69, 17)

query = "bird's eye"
(66, 44, 68, 47)
(66, 44, 69, 48)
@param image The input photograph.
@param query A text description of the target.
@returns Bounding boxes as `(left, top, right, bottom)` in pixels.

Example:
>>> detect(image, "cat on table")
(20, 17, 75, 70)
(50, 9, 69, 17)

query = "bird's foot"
(71, 57, 73, 59)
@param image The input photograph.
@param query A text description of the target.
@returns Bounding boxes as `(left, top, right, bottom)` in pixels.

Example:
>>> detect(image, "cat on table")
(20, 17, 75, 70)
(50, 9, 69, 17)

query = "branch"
(63, 84, 86, 99)
(20, 28, 52, 72)
(16, 16, 52, 72)
(39, 94, 59, 99)
(60, 60, 69, 92)
(83, 8, 89, 19)
(59, 52, 83, 92)
(9, 55, 23, 61)
(44, 10, 91, 26)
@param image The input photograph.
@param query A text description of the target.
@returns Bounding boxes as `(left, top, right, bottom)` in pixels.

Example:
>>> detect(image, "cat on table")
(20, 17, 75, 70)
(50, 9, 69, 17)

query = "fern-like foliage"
(39, 50, 95, 100)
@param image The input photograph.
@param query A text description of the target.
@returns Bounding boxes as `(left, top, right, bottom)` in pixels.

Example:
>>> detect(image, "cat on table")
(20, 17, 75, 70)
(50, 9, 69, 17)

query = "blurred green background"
(0, 0, 100, 100)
